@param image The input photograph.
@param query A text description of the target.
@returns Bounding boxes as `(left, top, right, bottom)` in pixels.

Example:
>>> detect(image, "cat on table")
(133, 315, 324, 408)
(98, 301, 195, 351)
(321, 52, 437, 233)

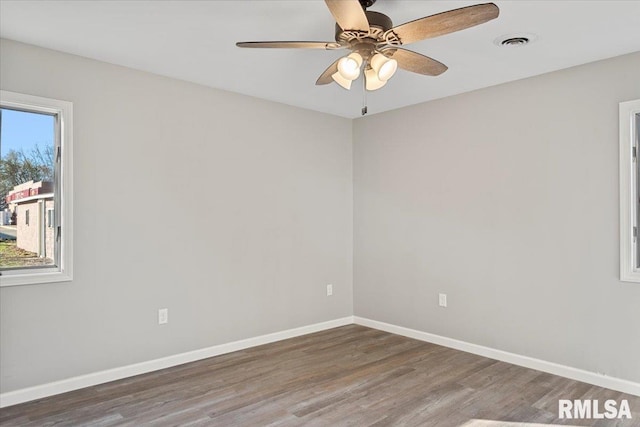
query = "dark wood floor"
(1, 325, 639, 426)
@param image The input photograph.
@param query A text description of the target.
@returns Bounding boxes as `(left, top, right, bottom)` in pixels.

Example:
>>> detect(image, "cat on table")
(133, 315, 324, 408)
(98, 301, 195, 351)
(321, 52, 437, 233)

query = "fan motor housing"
(335, 10, 393, 44)
(359, 0, 377, 8)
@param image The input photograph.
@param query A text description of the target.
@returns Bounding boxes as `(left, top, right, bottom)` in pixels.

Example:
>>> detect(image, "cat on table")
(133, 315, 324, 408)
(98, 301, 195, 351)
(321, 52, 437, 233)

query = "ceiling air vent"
(494, 33, 537, 47)
(501, 37, 529, 46)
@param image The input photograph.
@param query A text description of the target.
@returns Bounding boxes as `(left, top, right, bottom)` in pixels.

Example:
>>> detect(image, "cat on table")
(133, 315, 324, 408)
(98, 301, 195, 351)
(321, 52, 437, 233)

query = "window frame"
(0, 90, 73, 286)
(619, 98, 640, 282)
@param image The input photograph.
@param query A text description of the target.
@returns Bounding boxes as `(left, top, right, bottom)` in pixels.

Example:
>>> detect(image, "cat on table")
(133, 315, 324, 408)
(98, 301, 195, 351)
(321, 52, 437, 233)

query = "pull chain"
(361, 64, 368, 116)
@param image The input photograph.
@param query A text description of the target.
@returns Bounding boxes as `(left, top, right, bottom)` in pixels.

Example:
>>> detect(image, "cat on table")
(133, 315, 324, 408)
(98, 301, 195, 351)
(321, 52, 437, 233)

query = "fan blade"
(236, 41, 343, 50)
(316, 58, 341, 85)
(324, 0, 369, 32)
(390, 3, 499, 45)
(384, 47, 447, 76)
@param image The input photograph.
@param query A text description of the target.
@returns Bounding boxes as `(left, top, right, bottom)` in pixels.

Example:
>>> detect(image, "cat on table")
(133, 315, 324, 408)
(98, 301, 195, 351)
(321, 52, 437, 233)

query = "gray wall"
(0, 39, 353, 393)
(353, 52, 640, 383)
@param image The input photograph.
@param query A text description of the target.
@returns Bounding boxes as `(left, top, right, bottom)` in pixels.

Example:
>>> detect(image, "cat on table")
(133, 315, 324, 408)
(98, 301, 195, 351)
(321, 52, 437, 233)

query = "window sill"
(0, 269, 72, 287)
(620, 269, 640, 284)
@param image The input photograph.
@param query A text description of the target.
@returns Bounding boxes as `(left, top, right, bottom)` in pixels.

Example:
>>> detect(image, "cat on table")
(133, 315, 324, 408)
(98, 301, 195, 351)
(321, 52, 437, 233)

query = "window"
(0, 91, 73, 286)
(620, 98, 640, 282)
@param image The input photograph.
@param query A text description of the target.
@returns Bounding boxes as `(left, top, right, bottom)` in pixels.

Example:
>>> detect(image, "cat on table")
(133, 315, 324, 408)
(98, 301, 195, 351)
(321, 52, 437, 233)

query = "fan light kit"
(331, 51, 396, 90)
(237, 0, 500, 112)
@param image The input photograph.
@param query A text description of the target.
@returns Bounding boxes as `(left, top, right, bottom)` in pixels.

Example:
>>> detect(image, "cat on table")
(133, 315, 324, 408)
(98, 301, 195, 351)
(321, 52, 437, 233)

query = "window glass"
(0, 108, 56, 269)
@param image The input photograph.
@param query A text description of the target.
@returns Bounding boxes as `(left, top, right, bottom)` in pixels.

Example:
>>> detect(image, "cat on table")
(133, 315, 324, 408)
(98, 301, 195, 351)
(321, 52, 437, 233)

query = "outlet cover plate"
(438, 293, 447, 308)
(158, 308, 168, 324)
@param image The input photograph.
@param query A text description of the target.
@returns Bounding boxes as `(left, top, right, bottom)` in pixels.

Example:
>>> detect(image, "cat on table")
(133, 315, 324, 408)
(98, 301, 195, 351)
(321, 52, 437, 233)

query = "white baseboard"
(354, 316, 640, 397)
(0, 316, 354, 408)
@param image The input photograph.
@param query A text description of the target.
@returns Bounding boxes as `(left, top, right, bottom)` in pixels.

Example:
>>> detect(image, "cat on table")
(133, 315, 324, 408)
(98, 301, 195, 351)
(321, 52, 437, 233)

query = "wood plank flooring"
(1, 325, 639, 426)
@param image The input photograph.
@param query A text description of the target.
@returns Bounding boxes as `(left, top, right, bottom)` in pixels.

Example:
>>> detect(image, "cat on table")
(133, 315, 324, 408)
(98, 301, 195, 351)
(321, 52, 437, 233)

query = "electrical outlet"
(327, 284, 333, 296)
(438, 293, 447, 308)
(158, 308, 168, 324)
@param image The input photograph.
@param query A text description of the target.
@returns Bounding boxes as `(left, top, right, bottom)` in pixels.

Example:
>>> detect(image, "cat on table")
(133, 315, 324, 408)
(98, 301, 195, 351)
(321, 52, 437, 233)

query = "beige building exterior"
(5, 181, 55, 261)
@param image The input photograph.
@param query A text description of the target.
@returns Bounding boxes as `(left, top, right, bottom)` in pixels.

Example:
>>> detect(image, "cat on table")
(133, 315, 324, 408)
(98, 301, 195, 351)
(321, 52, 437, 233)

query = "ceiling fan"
(237, 0, 499, 92)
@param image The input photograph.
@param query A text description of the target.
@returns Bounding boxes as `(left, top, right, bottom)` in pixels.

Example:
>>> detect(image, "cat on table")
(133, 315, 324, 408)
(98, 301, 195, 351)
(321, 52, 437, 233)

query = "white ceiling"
(1, 1, 639, 118)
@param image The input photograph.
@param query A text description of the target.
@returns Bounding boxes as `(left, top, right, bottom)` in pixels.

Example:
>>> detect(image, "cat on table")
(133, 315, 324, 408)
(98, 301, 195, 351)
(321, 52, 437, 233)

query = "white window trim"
(619, 98, 640, 282)
(0, 90, 73, 287)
